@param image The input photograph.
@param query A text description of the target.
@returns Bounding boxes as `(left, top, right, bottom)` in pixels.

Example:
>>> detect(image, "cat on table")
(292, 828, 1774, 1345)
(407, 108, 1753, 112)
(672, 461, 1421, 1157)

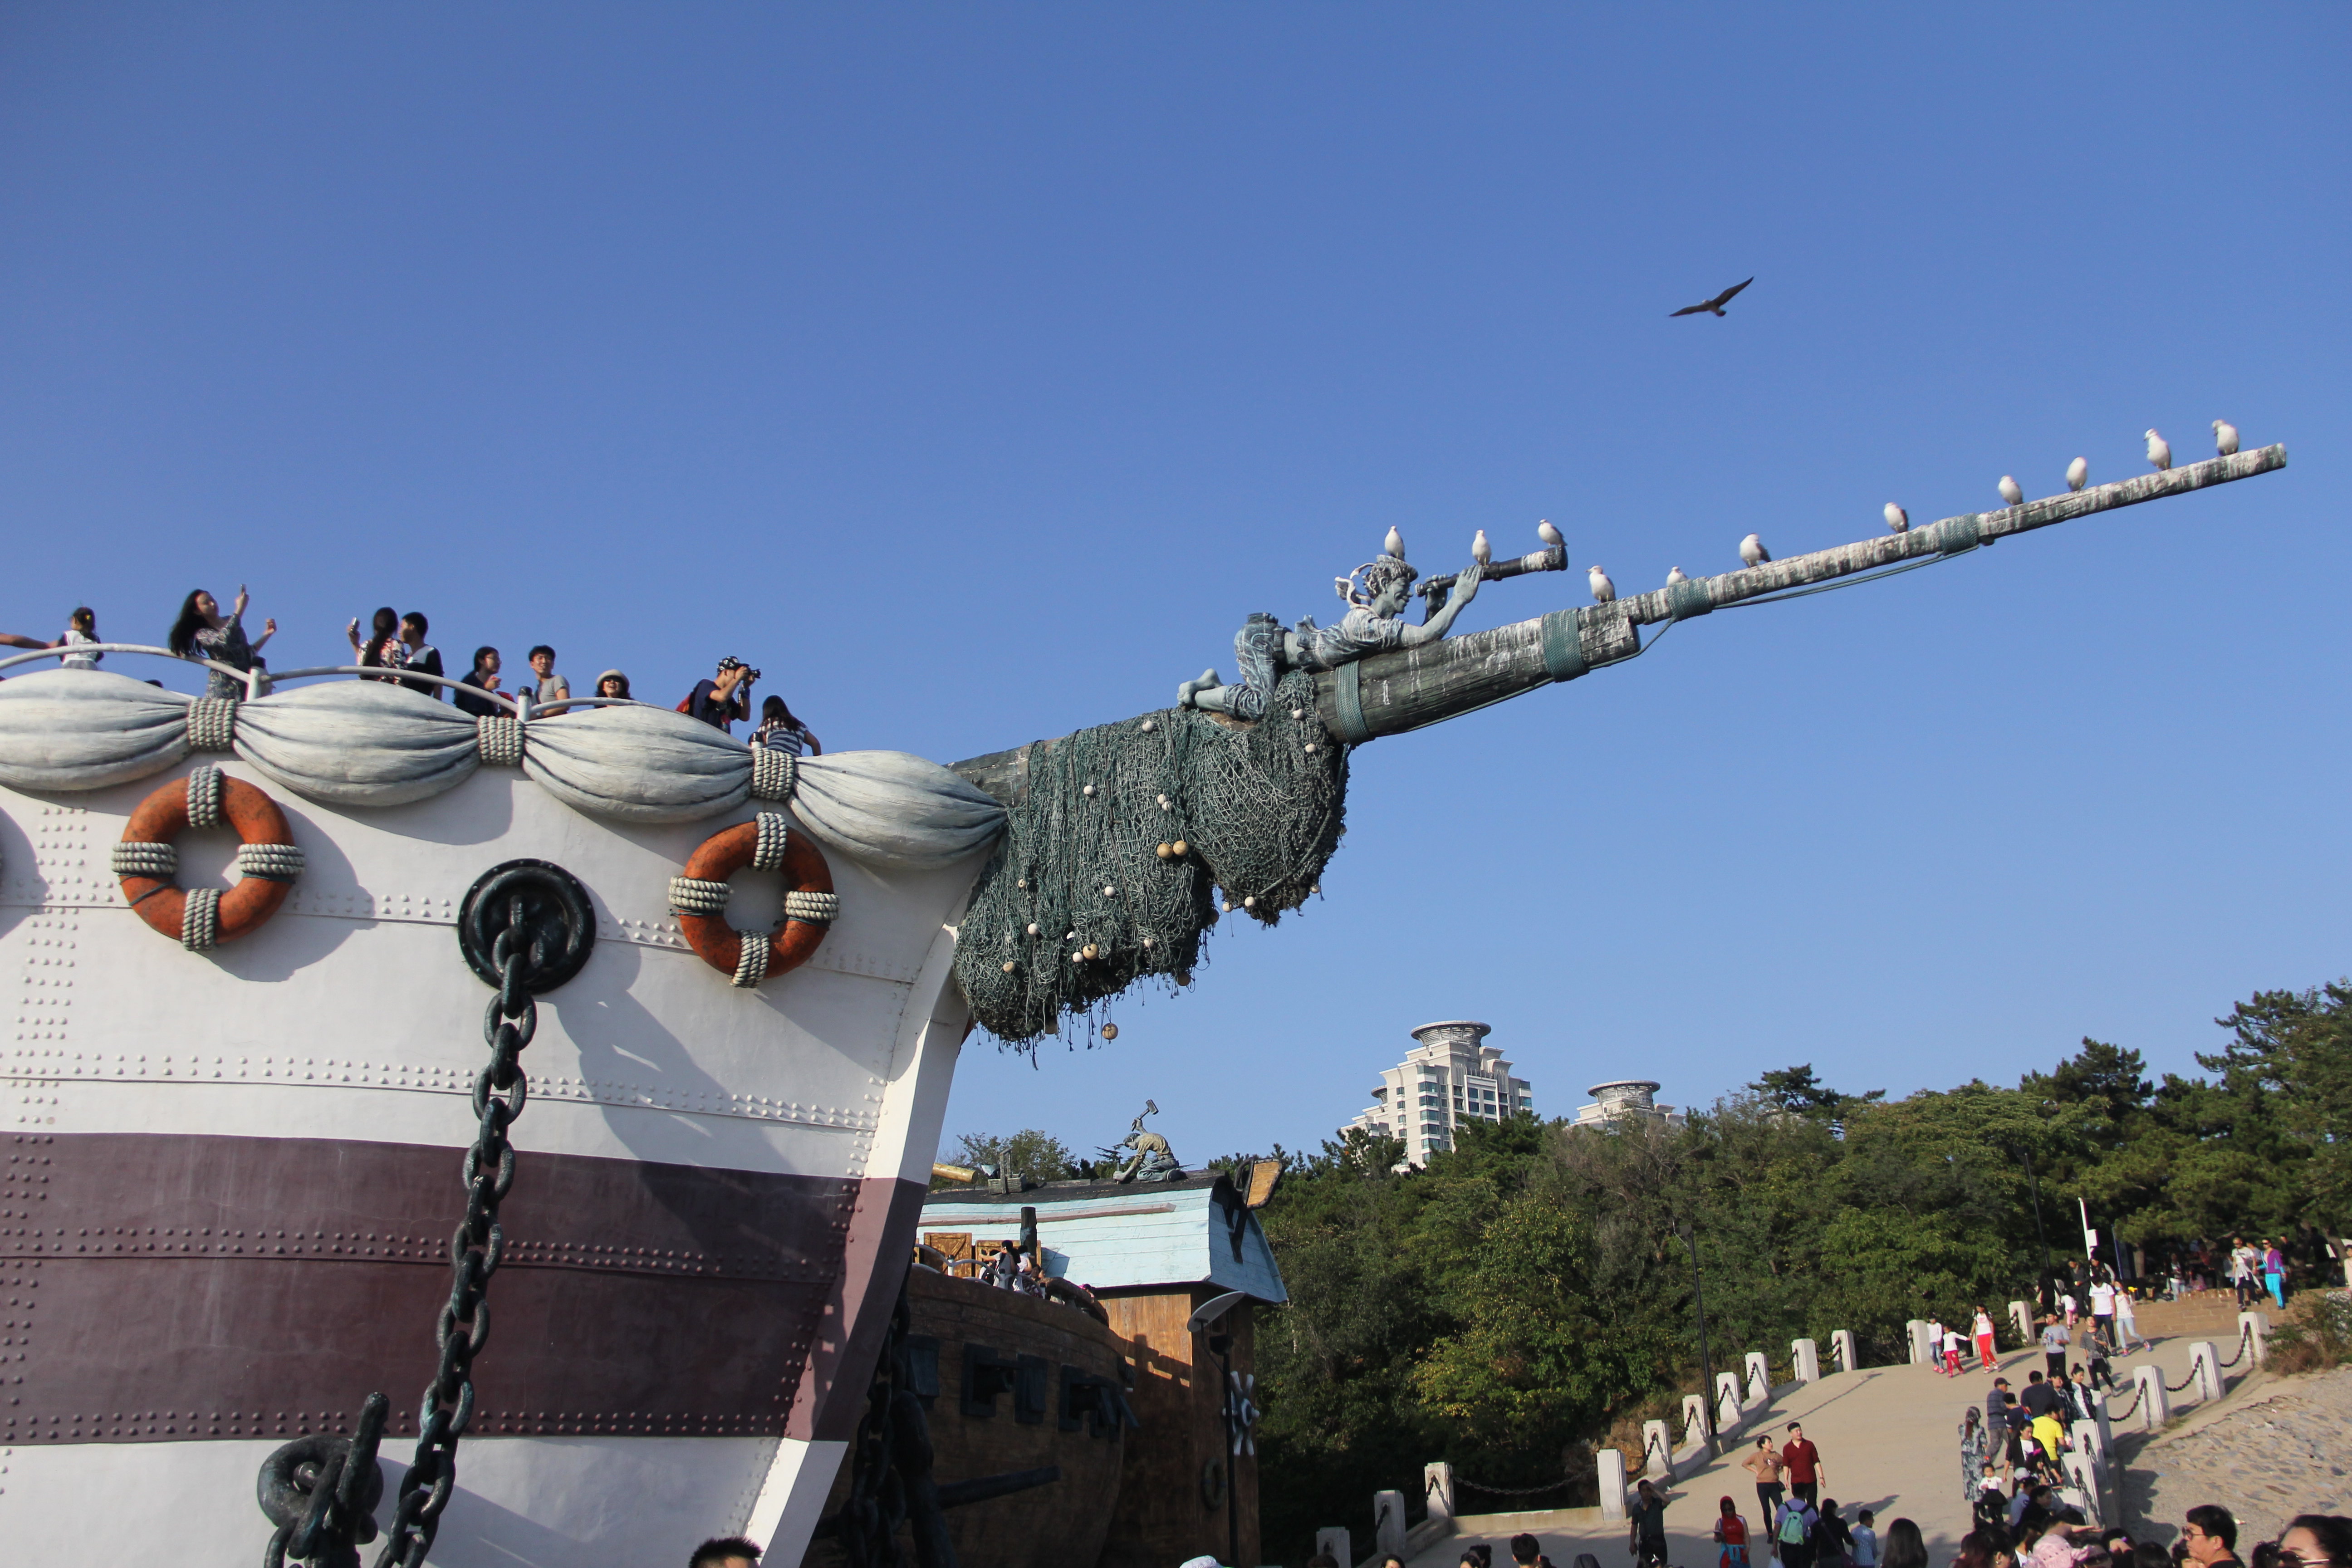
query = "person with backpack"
(684, 657, 756, 732)
(1774, 1493, 1821, 1568)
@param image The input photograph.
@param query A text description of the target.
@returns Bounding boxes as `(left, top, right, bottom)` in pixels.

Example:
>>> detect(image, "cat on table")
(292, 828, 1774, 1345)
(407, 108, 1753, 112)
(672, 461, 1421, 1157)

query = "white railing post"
(1715, 1370, 1744, 1433)
(1597, 1447, 1628, 1522)
(1317, 1528, 1352, 1567)
(2188, 1341, 2221, 1402)
(1374, 1490, 1406, 1561)
(1793, 1338, 1821, 1383)
(2131, 1364, 2170, 1431)
(1424, 1463, 1455, 1526)
(2238, 1311, 2269, 1367)
(1906, 1319, 1933, 1365)
(1641, 1419, 1674, 1480)
(2009, 1300, 2035, 1346)
(2061, 1451, 2104, 1526)
(1744, 1351, 1771, 1407)
(1831, 1329, 1857, 1373)
(1678, 1393, 1711, 1462)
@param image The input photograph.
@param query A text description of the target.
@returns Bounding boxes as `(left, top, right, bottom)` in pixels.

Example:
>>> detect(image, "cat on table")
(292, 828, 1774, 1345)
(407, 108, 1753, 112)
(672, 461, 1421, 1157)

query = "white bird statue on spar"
(1537, 519, 1564, 551)
(1883, 503, 1908, 534)
(2145, 430, 2171, 471)
(1739, 533, 1770, 567)
(2213, 419, 2239, 456)
(1665, 566, 1688, 585)
(1384, 525, 1406, 559)
(1998, 475, 2024, 507)
(1472, 529, 1492, 566)
(2067, 457, 2088, 493)
(1588, 565, 1616, 603)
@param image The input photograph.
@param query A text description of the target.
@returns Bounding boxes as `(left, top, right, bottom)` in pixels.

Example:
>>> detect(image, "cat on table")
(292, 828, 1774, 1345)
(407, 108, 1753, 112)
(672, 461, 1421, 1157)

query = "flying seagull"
(1665, 565, 1688, 585)
(1998, 475, 2024, 508)
(1588, 565, 1616, 603)
(1671, 277, 1754, 318)
(2066, 457, 2088, 493)
(1739, 533, 1770, 568)
(2145, 430, 2171, 472)
(2213, 419, 2239, 456)
(1884, 504, 1908, 534)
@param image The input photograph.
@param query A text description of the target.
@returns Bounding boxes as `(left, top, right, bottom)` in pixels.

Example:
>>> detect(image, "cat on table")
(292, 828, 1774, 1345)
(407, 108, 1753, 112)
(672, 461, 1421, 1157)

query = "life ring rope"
(113, 764, 304, 951)
(667, 810, 836, 988)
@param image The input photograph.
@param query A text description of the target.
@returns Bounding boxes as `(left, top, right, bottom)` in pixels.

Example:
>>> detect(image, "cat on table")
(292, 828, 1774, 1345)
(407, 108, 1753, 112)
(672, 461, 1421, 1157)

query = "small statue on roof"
(1177, 528, 1484, 722)
(1109, 1099, 1183, 1184)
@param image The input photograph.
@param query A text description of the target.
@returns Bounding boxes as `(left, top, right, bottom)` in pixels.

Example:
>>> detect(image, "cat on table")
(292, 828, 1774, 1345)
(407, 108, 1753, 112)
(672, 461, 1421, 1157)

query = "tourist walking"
(1959, 1406, 1992, 1502)
(2112, 1287, 2145, 1352)
(752, 694, 823, 756)
(1850, 1510, 1878, 1568)
(1972, 1479, 2009, 1534)
(172, 587, 274, 700)
(348, 607, 405, 679)
(2089, 1277, 2117, 1353)
(1782, 1422, 1823, 1506)
(1772, 1494, 1820, 1568)
(1629, 1479, 1670, 1568)
(1973, 1307, 1998, 1371)
(2038, 1317, 2070, 1380)
(1943, 1325, 1965, 1377)
(2261, 1240, 2287, 1307)
(1879, 1519, 1926, 1568)
(58, 607, 101, 668)
(1817, 1502, 1854, 1568)
(526, 645, 569, 709)
(2229, 1240, 2258, 1309)
(1716, 1497, 1750, 1568)
(453, 647, 505, 716)
(1742, 1435, 1788, 1543)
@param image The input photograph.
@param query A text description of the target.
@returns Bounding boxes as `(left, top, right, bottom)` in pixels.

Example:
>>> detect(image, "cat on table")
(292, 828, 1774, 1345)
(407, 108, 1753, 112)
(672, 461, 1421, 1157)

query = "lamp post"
(1682, 1220, 1721, 1459)
(2005, 1142, 2058, 1311)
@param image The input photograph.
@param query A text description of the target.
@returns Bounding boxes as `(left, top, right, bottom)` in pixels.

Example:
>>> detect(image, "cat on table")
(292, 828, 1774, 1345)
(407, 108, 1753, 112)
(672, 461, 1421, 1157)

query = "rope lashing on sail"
(475, 714, 524, 767)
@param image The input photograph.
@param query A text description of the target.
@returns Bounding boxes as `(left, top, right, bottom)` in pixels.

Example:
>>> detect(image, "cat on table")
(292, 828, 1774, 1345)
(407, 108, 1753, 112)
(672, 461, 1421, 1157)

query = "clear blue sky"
(5, 7, 2346, 1168)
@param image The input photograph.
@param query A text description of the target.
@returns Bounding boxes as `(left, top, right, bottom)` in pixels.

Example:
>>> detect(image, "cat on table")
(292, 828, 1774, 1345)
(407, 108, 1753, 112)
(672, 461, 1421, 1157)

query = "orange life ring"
(667, 812, 838, 987)
(113, 764, 303, 951)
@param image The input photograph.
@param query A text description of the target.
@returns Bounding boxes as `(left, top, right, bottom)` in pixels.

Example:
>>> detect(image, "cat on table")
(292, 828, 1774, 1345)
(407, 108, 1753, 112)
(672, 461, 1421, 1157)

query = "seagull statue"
(1384, 525, 1406, 559)
(1666, 566, 1688, 585)
(1670, 277, 1754, 318)
(2145, 430, 2171, 472)
(1588, 565, 1616, 603)
(1472, 529, 1492, 566)
(1998, 475, 2024, 508)
(1537, 519, 1564, 551)
(2213, 419, 2239, 456)
(1739, 533, 1770, 568)
(2067, 457, 2088, 493)
(1883, 503, 1909, 534)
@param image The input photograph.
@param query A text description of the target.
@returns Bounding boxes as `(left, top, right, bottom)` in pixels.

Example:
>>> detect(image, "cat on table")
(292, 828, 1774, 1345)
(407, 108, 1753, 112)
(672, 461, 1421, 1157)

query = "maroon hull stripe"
(0, 1132, 892, 1446)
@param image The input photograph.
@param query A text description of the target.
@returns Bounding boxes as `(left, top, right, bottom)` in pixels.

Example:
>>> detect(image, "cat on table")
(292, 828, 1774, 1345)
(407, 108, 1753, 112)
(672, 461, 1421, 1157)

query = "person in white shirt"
(58, 606, 102, 668)
(1972, 1308, 1998, 1371)
(2088, 1279, 2117, 1352)
(2112, 1286, 2145, 1352)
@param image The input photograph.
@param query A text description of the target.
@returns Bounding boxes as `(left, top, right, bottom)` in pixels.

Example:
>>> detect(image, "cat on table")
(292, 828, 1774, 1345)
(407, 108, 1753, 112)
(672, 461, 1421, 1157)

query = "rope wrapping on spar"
(475, 714, 524, 768)
(187, 696, 239, 752)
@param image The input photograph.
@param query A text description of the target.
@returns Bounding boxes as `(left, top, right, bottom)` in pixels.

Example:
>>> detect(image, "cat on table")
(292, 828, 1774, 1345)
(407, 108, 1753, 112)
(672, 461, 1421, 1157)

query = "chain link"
(372, 915, 539, 1568)
(2216, 1323, 2252, 1369)
(1450, 1475, 1576, 1499)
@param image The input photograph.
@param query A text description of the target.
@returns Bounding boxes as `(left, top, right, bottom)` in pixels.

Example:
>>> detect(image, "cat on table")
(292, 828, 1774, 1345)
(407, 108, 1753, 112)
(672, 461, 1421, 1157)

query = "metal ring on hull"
(113, 764, 303, 950)
(669, 812, 838, 987)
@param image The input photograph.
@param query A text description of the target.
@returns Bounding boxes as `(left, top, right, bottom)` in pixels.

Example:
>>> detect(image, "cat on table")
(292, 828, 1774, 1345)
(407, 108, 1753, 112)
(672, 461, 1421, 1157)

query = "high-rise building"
(1348, 1021, 1533, 1164)
(1572, 1078, 1685, 1128)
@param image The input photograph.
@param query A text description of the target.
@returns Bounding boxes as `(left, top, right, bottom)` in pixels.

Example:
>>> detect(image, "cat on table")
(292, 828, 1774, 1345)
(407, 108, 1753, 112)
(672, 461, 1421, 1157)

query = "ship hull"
(0, 760, 985, 1566)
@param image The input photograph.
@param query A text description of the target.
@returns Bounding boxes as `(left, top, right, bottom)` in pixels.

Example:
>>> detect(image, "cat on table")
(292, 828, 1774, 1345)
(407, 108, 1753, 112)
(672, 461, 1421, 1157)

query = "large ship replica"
(0, 442, 2284, 1568)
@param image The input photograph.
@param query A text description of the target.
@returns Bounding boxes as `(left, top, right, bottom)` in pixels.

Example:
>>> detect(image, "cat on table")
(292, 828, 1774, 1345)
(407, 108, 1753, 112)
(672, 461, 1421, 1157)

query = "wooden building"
(918, 1171, 1288, 1568)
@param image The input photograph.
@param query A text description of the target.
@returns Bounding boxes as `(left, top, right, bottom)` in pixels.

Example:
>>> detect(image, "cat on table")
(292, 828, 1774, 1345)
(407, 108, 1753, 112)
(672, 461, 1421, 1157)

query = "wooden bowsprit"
(1309, 444, 2288, 745)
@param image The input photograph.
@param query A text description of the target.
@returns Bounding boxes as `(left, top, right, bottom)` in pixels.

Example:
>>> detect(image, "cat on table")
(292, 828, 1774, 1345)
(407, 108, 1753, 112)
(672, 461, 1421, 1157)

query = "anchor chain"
(372, 911, 539, 1568)
(258, 1394, 390, 1568)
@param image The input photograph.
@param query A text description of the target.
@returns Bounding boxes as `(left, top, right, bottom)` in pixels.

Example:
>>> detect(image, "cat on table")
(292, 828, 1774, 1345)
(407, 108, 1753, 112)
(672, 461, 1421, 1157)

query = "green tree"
(941, 1128, 1076, 1186)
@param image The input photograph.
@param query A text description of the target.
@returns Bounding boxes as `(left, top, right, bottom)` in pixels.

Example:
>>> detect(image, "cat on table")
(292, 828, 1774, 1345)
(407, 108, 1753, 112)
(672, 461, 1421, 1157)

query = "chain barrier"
(1451, 1475, 1576, 1499)
(2163, 1365, 2198, 1394)
(2216, 1324, 2252, 1369)
(2107, 1384, 2139, 1420)
(372, 913, 540, 1568)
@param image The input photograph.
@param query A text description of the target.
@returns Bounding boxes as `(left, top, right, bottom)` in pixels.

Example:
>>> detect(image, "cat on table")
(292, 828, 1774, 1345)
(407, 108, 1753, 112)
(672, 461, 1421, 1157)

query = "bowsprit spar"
(942, 445, 2288, 1047)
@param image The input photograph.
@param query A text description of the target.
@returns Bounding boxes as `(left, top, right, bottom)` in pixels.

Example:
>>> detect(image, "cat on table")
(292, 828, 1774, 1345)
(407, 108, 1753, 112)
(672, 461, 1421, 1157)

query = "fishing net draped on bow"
(954, 671, 1349, 1048)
